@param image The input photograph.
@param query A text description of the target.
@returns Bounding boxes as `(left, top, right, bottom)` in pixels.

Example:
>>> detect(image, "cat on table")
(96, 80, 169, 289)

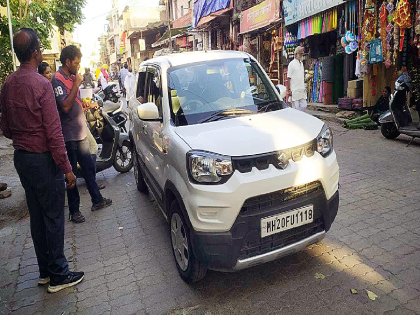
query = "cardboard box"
(347, 88, 363, 99)
(348, 79, 364, 90)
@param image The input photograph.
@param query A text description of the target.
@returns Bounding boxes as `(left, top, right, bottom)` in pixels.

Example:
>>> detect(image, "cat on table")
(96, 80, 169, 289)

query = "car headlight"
(317, 124, 333, 157)
(187, 151, 233, 184)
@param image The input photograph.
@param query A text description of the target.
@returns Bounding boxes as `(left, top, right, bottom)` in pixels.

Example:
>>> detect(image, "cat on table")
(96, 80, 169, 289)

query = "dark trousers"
(66, 138, 102, 215)
(14, 150, 69, 282)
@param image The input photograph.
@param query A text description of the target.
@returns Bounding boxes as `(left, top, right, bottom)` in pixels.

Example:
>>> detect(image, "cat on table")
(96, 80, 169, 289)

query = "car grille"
(241, 181, 323, 215)
(232, 140, 316, 173)
(238, 218, 324, 260)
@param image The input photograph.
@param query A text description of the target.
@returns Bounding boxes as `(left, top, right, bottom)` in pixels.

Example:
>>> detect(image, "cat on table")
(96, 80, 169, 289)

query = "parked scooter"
(79, 107, 133, 177)
(94, 92, 128, 133)
(379, 73, 420, 144)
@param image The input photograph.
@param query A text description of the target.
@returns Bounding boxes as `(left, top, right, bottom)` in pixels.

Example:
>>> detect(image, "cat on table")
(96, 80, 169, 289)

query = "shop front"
(193, 0, 233, 51)
(360, 0, 419, 112)
(239, 0, 283, 84)
(283, 0, 360, 105)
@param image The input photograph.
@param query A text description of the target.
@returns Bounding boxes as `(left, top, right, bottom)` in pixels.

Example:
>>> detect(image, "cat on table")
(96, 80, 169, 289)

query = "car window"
(144, 66, 163, 117)
(167, 58, 282, 126)
(136, 68, 147, 100)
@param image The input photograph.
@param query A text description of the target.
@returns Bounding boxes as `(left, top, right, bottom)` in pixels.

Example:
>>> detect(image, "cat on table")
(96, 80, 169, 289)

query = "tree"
(0, 0, 86, 85)
(50, 0, 86, 36)
(0, 0, 53, 84)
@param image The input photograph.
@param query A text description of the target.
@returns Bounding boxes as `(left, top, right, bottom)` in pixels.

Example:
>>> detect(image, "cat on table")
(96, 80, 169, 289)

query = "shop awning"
(196, 7, 232, 28)
(284, 0, 344, 26)
(127, 21, 167, 39)
(151, 27, 189, 48)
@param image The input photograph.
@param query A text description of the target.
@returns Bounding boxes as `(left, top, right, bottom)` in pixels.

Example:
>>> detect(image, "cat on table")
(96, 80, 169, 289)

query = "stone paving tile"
(1, 123, 420, 315)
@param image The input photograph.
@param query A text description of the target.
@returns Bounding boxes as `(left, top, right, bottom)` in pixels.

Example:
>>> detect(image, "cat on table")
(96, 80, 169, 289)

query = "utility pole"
(6, 0, 16, 71)
(167, 0, 172, 52)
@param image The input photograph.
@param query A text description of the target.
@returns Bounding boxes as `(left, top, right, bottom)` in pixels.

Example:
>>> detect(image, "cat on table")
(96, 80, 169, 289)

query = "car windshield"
(167, 58, 284, 126)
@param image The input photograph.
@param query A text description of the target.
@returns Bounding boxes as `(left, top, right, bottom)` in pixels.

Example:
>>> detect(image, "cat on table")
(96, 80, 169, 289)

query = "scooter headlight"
(317, 124, 333, 157)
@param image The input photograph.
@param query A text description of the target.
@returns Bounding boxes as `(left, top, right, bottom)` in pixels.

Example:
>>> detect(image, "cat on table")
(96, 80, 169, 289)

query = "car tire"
(132, 145, 148, 193)
(381, 123, 400, 139)
(169, 200, 207, 283)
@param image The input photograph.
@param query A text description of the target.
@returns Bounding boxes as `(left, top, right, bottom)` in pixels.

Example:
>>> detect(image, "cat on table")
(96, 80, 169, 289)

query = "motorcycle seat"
(103, 100, 120, 113)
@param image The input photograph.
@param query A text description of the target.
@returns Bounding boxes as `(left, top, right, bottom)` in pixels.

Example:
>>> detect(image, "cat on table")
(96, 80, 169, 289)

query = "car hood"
(175, 108, 325, 156)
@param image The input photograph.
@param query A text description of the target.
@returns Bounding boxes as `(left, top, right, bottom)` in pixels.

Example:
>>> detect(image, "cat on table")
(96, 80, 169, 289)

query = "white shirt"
(124, 72, 137, 102)
(98, 72, 108, 89)
(120, 68, 129, 87)
(287, 58, 307, 101)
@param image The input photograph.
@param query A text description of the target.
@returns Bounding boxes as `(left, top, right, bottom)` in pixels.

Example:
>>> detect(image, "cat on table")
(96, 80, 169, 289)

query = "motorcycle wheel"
(113, 141, 133, 173)
(381, 123, 400, 139)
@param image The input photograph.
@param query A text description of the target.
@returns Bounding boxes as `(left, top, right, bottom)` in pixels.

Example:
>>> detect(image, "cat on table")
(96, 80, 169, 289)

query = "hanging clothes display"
(296, 7, 338, 40)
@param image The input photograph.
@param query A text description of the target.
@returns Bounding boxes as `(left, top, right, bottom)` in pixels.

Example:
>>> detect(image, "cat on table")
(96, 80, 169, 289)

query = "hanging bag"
(369, 39, 384, 63)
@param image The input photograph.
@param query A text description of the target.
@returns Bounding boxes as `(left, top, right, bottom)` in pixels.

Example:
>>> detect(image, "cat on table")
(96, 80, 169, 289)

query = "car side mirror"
(275, 84, 287, 100)
(137, 102, 160, 121)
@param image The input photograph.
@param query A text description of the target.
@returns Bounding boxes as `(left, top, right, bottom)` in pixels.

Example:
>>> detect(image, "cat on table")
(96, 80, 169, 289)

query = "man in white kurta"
(287, 46, 307, 111)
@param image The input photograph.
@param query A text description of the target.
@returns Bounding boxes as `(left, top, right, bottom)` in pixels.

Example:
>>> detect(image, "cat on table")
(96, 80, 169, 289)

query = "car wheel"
(381, 123, 400, 139)
(169, 200, 207, 283)
(132, 145, 148, 193)
(113, 141, 133, 173)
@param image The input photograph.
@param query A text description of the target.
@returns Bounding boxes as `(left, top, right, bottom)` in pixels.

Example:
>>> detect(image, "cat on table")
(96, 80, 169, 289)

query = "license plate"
(261, 205, 314, 238)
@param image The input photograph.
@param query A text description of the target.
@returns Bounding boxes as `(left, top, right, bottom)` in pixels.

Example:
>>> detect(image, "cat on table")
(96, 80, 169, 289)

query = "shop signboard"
(139, 39, 146, 51)
(240, 0, 280, 34)
(283, 0, 344, 26)
(173, 10, 192, 29)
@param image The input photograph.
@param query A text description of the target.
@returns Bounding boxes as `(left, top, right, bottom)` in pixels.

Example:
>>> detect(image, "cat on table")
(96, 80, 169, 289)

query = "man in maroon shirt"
(0, 28, 84, 293)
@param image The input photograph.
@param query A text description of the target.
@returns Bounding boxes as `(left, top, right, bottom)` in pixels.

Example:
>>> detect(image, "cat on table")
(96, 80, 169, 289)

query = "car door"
(141, 65, 166, 201)
(129, 67, 148, 168)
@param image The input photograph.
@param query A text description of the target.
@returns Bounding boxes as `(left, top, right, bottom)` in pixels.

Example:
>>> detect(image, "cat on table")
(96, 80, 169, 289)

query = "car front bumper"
(190, 189, 339, 271)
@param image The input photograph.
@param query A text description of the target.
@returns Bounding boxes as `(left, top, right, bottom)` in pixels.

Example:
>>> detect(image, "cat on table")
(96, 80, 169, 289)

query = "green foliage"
(0, 0, 86, 85)
(51, 0, 86, 35)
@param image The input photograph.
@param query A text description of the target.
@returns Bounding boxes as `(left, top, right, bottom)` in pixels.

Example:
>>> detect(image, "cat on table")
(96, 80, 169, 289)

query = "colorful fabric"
(393, 0, 412, 29)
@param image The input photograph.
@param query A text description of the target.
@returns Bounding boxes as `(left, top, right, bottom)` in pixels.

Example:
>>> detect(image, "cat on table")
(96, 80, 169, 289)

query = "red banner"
(240, 0, 280, 34)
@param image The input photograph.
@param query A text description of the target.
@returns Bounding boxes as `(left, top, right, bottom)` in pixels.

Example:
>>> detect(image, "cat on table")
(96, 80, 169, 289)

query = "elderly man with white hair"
(286, 46, 307, 111)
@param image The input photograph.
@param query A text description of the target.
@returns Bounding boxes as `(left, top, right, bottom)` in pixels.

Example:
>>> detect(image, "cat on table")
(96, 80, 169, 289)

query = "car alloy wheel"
(171, 213, 189, 271)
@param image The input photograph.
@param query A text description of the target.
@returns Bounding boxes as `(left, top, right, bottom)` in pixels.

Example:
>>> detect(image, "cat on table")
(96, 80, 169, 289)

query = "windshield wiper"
(257, 100, 282, 113)
(198, 108, 254, 123)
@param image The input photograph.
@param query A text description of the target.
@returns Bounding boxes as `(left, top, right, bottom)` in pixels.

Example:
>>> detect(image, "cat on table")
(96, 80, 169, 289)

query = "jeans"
(66, 137, 103, 215)
(14, 150, 69, 282)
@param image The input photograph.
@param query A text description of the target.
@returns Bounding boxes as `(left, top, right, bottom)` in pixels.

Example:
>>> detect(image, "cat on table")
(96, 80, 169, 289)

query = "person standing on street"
(97, 65, 109, 89)
(124, 66, 136, 105)
(286, 46, 307, 111)
(38, 62, 53, 82)
(82, 68, 95, 88)
(0, 28, 84, 293)
(52, 45, 112, 224)
(119, 63, 129, 95)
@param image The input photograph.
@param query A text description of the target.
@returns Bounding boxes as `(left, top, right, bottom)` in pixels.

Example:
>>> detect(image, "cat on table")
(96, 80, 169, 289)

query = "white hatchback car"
(128, 51, 339, 283)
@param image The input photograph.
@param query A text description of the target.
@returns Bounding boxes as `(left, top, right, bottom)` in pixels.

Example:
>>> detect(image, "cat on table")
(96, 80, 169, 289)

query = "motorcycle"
(379, 73, 420, 145)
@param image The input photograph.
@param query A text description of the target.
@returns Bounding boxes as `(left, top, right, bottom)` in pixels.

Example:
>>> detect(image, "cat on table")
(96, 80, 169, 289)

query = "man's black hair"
(60, 45, 82, 65)
(13, 28, 40, 63)
(38, 62, 50, 75)
(384, 86, 391, 94)
(123, 63, 128, 69)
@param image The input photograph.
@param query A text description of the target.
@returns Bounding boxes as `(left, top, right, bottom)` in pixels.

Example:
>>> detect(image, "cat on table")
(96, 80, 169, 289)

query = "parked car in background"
(128, 51, 340, 283)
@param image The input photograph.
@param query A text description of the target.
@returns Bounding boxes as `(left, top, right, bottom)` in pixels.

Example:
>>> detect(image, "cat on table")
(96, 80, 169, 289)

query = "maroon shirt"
(0, 63, 72, 174)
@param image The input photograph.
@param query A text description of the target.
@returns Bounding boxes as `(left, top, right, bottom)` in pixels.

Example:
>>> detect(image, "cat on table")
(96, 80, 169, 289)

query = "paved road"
(1, 122, 420, 315)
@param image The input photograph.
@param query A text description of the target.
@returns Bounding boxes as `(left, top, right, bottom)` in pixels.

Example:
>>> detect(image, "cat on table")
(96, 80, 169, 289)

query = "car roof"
(142, 50, 251, 68)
